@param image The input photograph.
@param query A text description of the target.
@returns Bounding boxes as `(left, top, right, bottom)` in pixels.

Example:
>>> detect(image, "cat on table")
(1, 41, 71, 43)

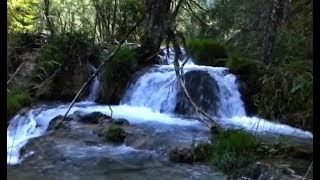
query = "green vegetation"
(211, 129, 258, 172)
(193, 129, 259, 172)
(8, 0, 38, 33)
(104, 125, 127, 143)
(99, 48, 138, 103)
(187, 39, 228, 66)
(7, 88, 31, 117)
(36, 32, 101, 83)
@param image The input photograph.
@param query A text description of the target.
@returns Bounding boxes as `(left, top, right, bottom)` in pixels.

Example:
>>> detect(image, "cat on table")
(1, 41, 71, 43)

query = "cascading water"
(86, 64, 100, 102)
(7, 48, 313, 166)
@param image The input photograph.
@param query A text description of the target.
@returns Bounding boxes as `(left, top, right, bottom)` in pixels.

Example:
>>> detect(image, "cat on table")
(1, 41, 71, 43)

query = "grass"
(193, 129, 259, 172)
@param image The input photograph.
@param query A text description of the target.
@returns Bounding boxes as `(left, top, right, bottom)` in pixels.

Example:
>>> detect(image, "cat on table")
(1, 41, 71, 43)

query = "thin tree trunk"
(112, 0, 117, 37)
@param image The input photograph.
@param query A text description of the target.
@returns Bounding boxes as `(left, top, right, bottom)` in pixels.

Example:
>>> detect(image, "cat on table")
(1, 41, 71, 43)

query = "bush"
(187, 38, 228, 66)
(7, 87, 31, 117)
(211, 129, 258, 172)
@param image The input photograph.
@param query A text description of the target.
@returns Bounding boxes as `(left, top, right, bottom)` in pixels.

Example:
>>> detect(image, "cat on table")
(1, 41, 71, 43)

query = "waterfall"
(121, 65, 246, 118)
(7, 48, 313, 165)
(86, 64, 100, 102)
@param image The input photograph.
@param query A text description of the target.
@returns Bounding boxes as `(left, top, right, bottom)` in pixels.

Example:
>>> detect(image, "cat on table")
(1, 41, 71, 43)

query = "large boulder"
(47, 115, 73, 131)
(175, 70, 220, 117)
(36, 62, 90, 101)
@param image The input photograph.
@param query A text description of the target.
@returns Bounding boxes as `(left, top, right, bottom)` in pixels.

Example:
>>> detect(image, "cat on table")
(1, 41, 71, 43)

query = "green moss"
(104, 125, 126, 143)
(7, 87, 31, 117)
(187, 38, 228, 66)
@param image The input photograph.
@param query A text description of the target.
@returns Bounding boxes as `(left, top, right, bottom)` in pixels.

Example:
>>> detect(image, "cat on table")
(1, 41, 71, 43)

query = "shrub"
(7, 87, 31, 117)
(187, 38, 228, 66)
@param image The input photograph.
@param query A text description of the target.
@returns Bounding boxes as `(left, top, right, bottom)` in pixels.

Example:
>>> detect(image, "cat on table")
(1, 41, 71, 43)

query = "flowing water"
(7, 48, 313, 179)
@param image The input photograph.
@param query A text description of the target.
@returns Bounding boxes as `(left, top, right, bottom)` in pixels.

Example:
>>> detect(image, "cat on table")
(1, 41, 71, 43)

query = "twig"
(7, 63, 25, 85)
(54, 15, 145, 129)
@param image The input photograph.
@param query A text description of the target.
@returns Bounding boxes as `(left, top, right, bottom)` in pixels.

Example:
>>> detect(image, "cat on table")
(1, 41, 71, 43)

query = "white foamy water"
(7, 48, 313, 165)
(7, 103, 200, 164)
(86, 64, 100, 102)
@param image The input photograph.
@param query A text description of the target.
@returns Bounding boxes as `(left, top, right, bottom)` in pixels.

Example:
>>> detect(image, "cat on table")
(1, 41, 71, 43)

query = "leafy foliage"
(8, 0, 39, 33)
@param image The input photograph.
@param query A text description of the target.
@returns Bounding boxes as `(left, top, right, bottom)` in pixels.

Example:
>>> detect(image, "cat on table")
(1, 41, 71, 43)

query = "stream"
(7, 49, 313, 179)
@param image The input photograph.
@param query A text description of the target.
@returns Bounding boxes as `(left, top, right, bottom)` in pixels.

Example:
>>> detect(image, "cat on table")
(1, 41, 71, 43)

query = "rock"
(174, 70, 219, 117)
(110, 118, 130, 126)
(168, 147, 194, 163)
(104, 125, 127, 143)
(47, 115, 72, 131)
(78, 112, 111, 124)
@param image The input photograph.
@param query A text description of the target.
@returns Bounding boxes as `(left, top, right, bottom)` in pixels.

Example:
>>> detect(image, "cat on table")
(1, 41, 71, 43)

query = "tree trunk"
(259, 0, 289, 63)
(139, 0, 172, 64)
(43, 0, 55, 35)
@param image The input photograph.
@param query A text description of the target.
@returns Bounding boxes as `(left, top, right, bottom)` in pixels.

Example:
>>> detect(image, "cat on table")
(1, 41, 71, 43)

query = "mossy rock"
(97, 48, 138, 104)
(104, 125, 127, 143)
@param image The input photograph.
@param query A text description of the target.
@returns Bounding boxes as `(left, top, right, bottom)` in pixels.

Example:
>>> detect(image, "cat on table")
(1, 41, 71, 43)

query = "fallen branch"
(303, 161, 313, 180)
(54, 16, 145, 129)
(7, 63, 25, 85)
(168, 28, 221, 129)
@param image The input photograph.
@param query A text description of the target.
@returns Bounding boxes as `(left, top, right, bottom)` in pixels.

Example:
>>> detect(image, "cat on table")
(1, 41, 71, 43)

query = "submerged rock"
(175, 70, 219, 117)
(109, 118, 130, 126)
